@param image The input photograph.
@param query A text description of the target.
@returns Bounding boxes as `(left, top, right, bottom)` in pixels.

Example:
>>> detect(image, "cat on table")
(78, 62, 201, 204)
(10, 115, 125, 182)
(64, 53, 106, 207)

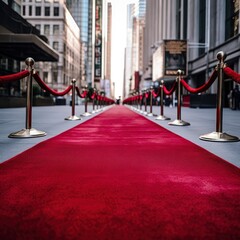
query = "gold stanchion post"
(92, 88, 96, 114)
(168, 70, 190, 126)
(147, 87, 154, 116)
(9, 58, 46, 138)
(65, 79, 81, 121)
(199, 51, 239, 142)
(81, 86, 91, 117)
(156, 80, 171, 120)
(143, 90, 148, 115)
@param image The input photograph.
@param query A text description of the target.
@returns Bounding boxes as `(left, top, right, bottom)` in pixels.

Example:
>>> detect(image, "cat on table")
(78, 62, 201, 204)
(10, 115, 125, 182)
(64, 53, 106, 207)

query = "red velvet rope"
(163, 81, 177, 95)
(33, 72, 72, 96)
(180, 69, 218, 93)
(91, 93, 96, 100)
(0, 70, 30, 84)
(223, 67, 240, 84)
(76, 87, 88, 98)
(145, 92, 149, 99)
(152, 88, 160, 98)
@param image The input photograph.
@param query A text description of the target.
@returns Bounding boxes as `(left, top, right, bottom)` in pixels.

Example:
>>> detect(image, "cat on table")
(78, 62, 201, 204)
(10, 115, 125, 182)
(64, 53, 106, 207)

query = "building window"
(43, 72, 48, 83)
(35, 6, 41, 16)
(45, 6, 50, 16)
(53, 71, 58, 84)
(44, 25, 50, 35)
(29, 5, 32, 16)
(225, 0, 239, 40)
(53, 25, 59, 35)
(198, 0, 206, 56)
(53, 7, 59, 16)
(53, 41, 59, 51)
(176, 0, 181, 39)
(22, 5, 26, 15)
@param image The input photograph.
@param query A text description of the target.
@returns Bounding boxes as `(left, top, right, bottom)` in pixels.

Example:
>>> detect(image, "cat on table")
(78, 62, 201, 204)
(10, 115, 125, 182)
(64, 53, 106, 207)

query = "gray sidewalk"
(138, 105, 240, 167)
(0, 104, 240, 167)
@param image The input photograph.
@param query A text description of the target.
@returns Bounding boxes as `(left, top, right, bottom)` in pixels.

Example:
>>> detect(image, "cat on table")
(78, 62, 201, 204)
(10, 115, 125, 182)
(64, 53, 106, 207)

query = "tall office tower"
(66, 0, 92, 87)
(103, 2, 112, 97)
(124, 0, 146, 97)
(22, 0, 81, 92)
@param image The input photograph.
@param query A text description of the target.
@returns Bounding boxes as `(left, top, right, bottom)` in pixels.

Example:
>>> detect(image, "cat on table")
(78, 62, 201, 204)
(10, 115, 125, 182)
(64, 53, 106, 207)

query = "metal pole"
(160, 83, 164, 116)
(9, 57, 46, 138)
(177, 72, 181, 121)
(168, 70, 190, 126)
(216, 52, 224, 133)
(199, 51, 239, 141)
(65, 79, 81, 120)
(25, 58, 34, 130)
(155, 80, 170, 120)
(147, 87, 153, 116)
(72, 79, 76, 116)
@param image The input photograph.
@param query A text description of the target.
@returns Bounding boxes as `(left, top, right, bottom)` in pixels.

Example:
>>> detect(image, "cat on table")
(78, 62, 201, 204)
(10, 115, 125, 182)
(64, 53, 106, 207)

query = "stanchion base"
(155, 115, 171, 121)
(65, 115, 81, 121)
(168, 119, 190, 126)
(199, 132, 240, 142)
(147, 113, 157, 117)
(8, 128, 46, 138)
(81, 112, 92, 117)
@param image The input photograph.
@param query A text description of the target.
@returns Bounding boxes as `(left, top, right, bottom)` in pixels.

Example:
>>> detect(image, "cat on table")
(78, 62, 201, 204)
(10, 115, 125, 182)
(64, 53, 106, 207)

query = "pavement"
(0, 104, 240, 168)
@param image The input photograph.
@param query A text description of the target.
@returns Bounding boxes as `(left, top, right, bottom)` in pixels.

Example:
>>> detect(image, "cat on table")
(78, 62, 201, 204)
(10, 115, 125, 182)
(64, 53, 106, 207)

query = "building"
(0, 0, 58, 106)
(124, 0, 146, 98)
(22, 0, 81, 92)
(142, 0, 240, 107)
(66, 0, 92, 88)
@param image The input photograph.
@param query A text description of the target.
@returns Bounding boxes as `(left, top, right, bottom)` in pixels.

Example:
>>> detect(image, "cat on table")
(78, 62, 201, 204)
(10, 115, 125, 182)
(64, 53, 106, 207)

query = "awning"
(0, 34, 59, 62)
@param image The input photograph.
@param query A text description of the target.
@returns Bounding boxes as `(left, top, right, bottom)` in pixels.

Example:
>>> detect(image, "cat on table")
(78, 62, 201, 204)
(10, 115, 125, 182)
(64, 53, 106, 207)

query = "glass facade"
(66, 0, 92, 86)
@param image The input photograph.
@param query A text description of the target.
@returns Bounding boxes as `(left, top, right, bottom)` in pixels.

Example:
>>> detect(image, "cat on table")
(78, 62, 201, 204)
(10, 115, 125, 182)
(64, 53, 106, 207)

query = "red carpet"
(0, 105, 240, 239)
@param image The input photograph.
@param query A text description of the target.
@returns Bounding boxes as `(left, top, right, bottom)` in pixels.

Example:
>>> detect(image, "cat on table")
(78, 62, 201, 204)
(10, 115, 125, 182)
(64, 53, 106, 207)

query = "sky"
(108, 0, 136, 98)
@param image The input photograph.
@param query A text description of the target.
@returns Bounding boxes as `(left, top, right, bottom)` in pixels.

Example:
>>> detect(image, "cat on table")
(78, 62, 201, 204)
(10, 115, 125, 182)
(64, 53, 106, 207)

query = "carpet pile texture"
(0, 105, 240, 239)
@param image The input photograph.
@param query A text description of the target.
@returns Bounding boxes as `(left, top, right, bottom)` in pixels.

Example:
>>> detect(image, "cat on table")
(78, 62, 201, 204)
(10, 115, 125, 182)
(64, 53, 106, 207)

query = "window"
(44, 25, 50, 35)
(29, 5, 32, 16)
(22, 5, 26, 15)
(53, 41, 59, 51)
(53, 71, 58, 84)
(53, 7, 59, 16)
(45, 6, 50, 16)
(53, 25, 59, 35)
(198, 0, 206, 56)
(35, 6, 41, 16)
(225, 0, 239, 40)
(43, 72, 48, 83)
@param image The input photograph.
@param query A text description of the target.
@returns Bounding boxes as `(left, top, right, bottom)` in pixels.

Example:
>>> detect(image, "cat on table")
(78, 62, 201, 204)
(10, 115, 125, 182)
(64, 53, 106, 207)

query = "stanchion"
(9, 58, 46, 138)
(200, 51, 239, 142)
(168, 70, 190, 126)
(81, 86, 91, 117)
(156, 80, 171, 120)
(143, 91, 148, 115)
(139, 93, 143, 114)
(147, 87, 154, 116)
(65, 79, 81, 121)
(92, 88, 96, 114)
